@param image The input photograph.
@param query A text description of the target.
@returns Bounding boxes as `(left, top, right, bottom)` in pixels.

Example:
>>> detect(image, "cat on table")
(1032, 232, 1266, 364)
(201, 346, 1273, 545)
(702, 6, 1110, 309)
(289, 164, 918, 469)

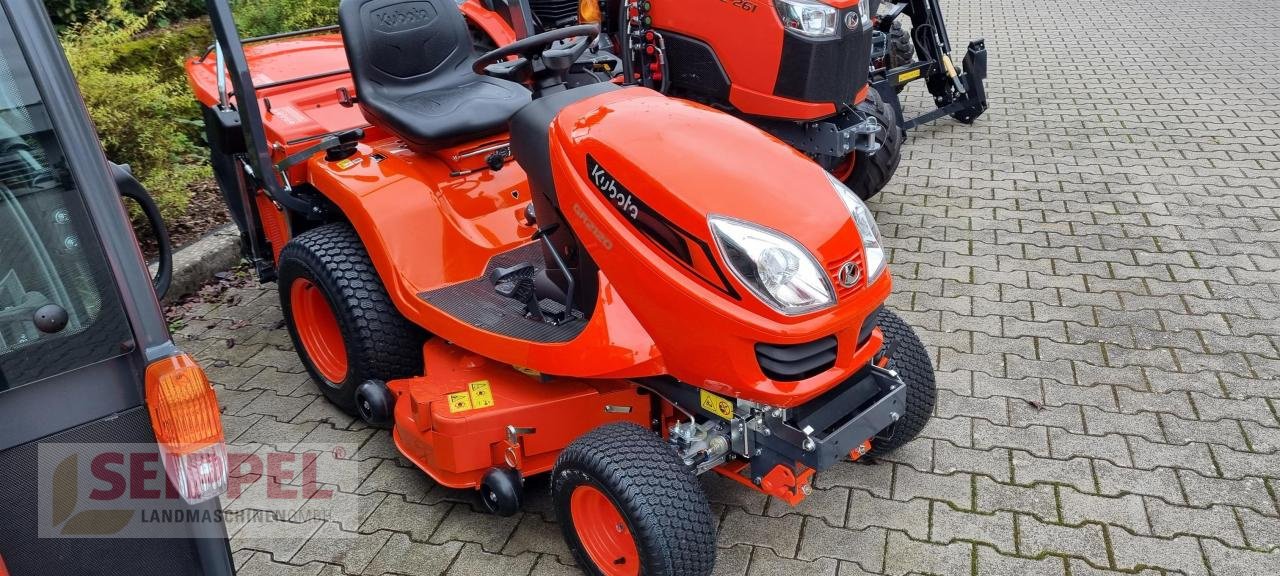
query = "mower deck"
(388, 339, 650, 488)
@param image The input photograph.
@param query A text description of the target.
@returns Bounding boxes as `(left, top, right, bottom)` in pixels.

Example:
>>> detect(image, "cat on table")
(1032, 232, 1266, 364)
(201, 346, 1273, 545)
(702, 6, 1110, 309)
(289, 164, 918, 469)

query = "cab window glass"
(0, 10, 130, 391)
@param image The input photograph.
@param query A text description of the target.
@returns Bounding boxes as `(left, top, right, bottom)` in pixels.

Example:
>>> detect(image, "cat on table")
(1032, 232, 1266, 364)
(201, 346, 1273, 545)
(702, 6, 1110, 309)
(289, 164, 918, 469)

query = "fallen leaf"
(1025, 399, 1046, 412)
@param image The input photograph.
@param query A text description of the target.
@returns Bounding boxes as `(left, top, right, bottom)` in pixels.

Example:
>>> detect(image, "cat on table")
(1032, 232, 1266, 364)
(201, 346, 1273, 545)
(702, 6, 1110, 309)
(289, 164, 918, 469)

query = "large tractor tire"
(887, 20, 915, 72)
(278, 223, 426, 415)
(553, 423, 716, 576)
(867, 309, 936, 458)
(840, 88, 904, 201)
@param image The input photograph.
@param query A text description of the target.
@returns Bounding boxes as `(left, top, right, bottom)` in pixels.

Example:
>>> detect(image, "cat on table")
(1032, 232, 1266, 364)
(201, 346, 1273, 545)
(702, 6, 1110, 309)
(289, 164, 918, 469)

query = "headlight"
(829, 173, 887, 284)
(710, 216, 834, 315)
(855, 0, 871, 29)
(774, 0, 837, 38)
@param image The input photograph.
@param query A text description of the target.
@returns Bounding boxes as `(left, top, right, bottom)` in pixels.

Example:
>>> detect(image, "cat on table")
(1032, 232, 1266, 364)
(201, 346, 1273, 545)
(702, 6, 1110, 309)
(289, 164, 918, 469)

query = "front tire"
(839, 88, 905, 200)
(553, 423, 716, 576)
(867, 309, 936, 458)
(278, 223, 426, 415)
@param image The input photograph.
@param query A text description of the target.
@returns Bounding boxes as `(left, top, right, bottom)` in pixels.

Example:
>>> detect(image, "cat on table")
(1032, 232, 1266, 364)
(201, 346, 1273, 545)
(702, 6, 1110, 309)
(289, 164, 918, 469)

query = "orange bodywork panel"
(646, 0, 867, 118)
(714, 460, 815, 506)
(388, 339, 651, 489)
(255, 192, 289, 263)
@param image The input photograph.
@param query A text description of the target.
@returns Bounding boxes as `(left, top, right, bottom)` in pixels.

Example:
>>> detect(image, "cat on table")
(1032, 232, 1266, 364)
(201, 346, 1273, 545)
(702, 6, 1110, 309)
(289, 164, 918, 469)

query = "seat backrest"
(339, 0, 474, 95)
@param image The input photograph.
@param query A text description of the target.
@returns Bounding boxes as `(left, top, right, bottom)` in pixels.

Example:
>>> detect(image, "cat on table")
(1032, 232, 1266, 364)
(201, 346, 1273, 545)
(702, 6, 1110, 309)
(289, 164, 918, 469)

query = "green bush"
(54, 0, 342, 223)
(61, 1, 210, 219)
(46, 0, 207, 28)
(234, 0, 338, 37)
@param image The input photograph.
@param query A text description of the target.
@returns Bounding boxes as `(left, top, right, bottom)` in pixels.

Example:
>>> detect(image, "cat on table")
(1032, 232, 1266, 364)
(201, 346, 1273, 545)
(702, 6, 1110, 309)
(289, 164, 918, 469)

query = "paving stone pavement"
(178, 0, 1280, 574)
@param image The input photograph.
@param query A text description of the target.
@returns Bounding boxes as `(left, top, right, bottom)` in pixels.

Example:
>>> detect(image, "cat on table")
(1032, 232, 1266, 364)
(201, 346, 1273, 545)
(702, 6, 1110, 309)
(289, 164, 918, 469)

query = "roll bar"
(204, 0, 317, 215)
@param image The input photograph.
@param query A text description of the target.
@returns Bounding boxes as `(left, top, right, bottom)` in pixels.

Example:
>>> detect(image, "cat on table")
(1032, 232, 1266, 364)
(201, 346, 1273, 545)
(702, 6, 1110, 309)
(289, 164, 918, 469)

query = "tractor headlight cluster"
(774, 0, 838, 37)
(710, 216, 835, 315)
(829, 173, 887, 285)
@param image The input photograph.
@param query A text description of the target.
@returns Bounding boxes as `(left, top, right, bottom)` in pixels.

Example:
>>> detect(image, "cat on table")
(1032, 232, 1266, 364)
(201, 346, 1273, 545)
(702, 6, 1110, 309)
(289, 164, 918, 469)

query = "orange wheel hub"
(570, 485, 639, 576)
(290, 278, 348, 383)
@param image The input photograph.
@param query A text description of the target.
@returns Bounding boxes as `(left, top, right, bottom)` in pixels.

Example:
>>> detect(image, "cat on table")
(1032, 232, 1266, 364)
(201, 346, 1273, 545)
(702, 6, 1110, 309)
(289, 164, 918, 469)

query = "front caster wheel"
(867, 309, 937, 458)
(553, 423, 716, 576)
(480, 467, 523, 517)
(355, 380, 394, 427)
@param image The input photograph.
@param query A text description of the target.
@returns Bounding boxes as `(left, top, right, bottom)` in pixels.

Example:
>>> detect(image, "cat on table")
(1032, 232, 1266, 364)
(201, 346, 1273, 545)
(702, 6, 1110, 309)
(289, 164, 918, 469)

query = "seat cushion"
(364, 71, 531, 150)
(339, 0, 531, 150)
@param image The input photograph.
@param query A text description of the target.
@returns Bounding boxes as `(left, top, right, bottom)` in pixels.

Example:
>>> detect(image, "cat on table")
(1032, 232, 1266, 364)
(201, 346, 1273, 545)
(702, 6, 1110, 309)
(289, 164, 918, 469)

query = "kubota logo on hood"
(588, 158, 640, 221)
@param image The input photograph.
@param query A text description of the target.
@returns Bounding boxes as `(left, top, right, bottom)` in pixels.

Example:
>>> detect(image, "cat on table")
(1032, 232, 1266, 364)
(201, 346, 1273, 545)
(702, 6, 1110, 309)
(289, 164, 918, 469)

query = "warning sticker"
(897, 69, 922, 83)
(699, 390, 734, 421)
(447, 392, 473, 413)
(468, 380, 495, 409)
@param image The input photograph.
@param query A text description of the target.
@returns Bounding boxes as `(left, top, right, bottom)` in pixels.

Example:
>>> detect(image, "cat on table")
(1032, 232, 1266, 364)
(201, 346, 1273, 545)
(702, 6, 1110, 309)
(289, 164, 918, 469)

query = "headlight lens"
(774, 0, 837, 38)
(829, 173, 887, 284)
(710, 216, 834, 315)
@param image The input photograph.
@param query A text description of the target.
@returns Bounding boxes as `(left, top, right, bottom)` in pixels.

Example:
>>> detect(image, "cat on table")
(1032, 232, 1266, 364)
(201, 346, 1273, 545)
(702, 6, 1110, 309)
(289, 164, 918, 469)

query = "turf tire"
(553, 423, 716, 576)
(867, 309, 936, 458)
(842, 88, 905, 200)
(278, 223, 426, 415)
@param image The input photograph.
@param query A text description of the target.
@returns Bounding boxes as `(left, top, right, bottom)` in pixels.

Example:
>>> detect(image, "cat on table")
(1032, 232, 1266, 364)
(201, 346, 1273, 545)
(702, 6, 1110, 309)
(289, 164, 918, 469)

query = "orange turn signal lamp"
(580, 0, 602, 23)
(145, 353, 228, 504)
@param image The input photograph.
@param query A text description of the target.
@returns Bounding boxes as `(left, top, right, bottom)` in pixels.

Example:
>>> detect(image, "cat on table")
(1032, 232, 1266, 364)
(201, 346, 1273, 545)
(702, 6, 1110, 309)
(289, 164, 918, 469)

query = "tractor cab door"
(0, 1, 233, 574)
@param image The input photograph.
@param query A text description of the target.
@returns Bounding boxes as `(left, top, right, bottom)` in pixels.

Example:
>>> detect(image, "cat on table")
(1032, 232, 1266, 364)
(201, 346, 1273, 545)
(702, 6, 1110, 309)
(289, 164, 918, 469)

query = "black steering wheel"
(472, 24, 601, 78)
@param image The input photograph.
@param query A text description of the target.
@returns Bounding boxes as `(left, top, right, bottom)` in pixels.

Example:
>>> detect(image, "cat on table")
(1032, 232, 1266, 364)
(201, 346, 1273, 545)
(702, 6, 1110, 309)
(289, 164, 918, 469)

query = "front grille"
(529, 0, 581, 28)
(756, 336, 838, 381)
(826, 249, 863, 300)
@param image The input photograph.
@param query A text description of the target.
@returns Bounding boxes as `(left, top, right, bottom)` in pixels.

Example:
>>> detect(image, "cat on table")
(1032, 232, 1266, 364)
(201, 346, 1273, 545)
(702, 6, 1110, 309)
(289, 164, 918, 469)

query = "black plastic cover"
(773, 9, 872, 107)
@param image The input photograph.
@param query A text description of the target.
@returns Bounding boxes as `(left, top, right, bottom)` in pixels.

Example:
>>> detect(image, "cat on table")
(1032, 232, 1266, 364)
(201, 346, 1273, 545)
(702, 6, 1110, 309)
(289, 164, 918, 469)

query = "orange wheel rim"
(570, 485, 639, 576)
(290, 278, 348, 383)
(832, 154, 856, 181)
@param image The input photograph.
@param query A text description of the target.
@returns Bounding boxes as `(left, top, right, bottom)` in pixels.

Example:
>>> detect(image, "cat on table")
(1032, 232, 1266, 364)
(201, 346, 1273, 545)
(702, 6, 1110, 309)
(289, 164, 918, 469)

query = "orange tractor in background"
(480, 0, 905, 200)
(187, 0, 937, 573)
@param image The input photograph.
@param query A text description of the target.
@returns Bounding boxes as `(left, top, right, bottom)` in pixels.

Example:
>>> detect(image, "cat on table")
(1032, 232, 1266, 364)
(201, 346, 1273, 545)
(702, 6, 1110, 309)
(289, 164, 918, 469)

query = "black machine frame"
(869, 0, 988, 130)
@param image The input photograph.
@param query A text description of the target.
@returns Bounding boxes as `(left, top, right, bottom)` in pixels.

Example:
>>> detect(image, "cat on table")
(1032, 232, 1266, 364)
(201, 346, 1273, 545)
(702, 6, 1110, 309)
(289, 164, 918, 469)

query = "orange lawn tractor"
(475, 0, 906, 200)
(188, 0, 936, 573)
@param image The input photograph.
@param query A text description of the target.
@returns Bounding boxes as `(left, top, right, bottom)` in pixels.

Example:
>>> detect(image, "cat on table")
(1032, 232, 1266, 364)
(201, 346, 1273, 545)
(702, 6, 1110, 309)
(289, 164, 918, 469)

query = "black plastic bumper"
(749, 366, 906, 476)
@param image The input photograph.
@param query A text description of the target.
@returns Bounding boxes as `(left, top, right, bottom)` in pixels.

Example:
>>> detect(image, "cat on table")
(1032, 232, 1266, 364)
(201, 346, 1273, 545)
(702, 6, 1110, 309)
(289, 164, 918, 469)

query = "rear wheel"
(867, 309, 936, 458)
(553, 423, 716, 576)
(837, 88, 904, 200)
(278, 223, 426, 415)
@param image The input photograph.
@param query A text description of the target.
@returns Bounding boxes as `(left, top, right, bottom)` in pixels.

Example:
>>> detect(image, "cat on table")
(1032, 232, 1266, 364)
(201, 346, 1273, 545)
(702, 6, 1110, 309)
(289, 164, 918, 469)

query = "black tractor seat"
(339, 0, 531, 151)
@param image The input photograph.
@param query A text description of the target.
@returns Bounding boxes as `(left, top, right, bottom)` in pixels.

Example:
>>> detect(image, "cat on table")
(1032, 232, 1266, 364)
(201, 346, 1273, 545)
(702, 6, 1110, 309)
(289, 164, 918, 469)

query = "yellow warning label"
(898, 69, 922, 83)
(447, 392, 473, 413)
(468, 380, 495, 409)
(335, 158, 360, 170)
(699, 390, 734, 420)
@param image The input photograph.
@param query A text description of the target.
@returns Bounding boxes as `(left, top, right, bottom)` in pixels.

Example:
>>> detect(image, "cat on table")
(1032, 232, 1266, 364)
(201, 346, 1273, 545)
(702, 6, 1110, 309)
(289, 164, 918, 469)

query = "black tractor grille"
(530, 0, 581, 28)
(756, 337, 838, 381)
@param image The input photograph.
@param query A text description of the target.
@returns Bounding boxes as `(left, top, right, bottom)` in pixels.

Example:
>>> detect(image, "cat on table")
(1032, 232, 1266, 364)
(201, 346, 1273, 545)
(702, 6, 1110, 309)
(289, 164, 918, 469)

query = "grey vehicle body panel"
(0, 0, 233, 573)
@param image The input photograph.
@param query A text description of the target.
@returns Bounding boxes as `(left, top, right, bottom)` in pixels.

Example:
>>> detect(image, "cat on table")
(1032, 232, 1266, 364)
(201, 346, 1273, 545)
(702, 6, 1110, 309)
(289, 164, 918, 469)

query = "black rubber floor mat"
(418, 242, 587, 343)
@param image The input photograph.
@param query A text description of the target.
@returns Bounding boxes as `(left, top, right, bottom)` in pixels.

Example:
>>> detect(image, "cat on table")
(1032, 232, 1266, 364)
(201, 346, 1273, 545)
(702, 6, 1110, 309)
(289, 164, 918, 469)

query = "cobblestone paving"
(179, 0, 1280, 574)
